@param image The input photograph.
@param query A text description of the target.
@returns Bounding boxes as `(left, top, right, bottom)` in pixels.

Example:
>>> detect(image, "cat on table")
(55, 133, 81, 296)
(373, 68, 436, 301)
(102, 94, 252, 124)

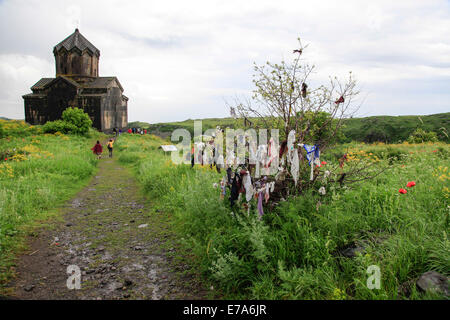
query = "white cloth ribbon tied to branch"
(242, 171, 254, 202)
(291, 149, 299, 186)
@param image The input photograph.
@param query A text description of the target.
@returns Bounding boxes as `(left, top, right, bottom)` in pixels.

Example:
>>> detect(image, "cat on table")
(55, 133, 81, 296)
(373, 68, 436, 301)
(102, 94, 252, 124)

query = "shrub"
(298, 111, 345, 146)
(42, 107, 92, 135)
(61, 107, 92, 135)
(407, 128, 438, 144)
(42, 120, 77, 134)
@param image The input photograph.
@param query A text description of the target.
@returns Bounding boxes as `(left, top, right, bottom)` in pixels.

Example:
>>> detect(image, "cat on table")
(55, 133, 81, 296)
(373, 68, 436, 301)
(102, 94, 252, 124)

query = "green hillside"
(131, 113, 450, 143)
(341, 113, 449, 143)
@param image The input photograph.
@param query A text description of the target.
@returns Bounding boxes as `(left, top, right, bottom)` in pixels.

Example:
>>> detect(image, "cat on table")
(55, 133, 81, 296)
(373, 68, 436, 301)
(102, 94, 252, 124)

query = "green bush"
(0, 122, 4, 138)
(42, 107, 92, 135)
(297, 111, 345, 145)
(42, 120, 77, 134)
(407, 128, 438, 143)
(62, 107, 92, 135)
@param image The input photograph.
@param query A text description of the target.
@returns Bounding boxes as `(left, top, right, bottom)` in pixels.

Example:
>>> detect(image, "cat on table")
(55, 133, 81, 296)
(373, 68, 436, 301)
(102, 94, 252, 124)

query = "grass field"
(116, 133, 449, 299)
(0, 120, 103, 285)
(1, 117, 448, 299)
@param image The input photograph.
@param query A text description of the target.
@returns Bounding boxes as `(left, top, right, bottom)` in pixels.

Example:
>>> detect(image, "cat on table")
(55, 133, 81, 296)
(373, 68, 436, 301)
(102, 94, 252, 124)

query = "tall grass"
(0, 124, 103, 284)
(117, 134, 449, 299)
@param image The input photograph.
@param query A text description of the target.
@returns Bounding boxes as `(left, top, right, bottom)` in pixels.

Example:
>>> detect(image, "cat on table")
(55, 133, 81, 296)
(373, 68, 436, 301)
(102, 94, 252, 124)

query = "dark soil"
(5, 156, 210, 300)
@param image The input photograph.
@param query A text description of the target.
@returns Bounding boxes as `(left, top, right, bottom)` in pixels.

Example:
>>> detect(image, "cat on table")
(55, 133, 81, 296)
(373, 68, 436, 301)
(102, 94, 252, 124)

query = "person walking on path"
(107, 139, 114, 158)
(92, 140, 103, 159)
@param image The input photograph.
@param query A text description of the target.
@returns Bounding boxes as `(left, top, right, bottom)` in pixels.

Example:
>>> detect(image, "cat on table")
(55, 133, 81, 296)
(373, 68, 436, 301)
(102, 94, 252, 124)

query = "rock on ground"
(416, 271, 449, 297)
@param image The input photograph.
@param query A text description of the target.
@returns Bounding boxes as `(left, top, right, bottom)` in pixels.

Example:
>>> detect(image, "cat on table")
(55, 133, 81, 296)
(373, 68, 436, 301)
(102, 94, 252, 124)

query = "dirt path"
(5, 155, 210, 300)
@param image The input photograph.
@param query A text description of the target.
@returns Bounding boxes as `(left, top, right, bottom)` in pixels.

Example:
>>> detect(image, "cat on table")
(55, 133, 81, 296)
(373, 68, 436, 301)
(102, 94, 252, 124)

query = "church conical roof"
(54, 29, 100, 56)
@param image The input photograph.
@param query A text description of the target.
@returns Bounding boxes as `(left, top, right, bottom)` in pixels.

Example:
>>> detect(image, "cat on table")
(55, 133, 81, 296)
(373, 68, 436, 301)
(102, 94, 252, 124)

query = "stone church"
(23, 29, 128, 131)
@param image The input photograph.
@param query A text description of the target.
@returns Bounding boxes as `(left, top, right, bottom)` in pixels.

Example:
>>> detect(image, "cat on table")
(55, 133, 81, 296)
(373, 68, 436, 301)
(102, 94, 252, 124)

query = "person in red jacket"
(127, 128, 132, 134)
(91, 140, 103, 159)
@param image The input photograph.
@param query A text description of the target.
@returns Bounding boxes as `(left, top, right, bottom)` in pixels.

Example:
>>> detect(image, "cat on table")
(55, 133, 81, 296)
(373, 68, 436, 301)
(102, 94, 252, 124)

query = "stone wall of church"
(119, 97, 128, 128)
(24, 79, 78, 125)
(77, 95, 102, 130)
(24, 97, 47, 125)
(55, 50, 99, 78)
(25, 93, 103, 131)
(46, 79, 79, 121)
(101, 86, 128, 131)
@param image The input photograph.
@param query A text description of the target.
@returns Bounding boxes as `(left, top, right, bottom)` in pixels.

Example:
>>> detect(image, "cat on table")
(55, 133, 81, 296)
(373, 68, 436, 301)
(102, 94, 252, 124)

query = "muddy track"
(6, 156, 209, 300)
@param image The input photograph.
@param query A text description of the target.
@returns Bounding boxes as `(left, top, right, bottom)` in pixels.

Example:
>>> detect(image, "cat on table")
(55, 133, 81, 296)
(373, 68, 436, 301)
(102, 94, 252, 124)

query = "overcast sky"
(0, 0, 449, 123)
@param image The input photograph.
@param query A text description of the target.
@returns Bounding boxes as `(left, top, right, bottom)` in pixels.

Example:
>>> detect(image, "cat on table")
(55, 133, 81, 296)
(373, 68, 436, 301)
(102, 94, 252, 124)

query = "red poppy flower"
(432, 150, 437, 153)
(4, 158, 7, 161)
(321, 161, 327, 165)
(406, 181, 416, 188)
(399, 188, 407, 194)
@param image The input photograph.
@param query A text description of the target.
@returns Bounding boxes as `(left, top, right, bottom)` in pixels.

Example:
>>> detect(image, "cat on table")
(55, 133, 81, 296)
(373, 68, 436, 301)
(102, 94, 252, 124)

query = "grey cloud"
(1, 0, 449, 123)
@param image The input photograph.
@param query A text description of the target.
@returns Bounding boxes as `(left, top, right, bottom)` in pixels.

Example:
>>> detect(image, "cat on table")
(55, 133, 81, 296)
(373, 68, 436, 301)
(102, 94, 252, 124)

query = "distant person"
(91, 141, 103, 159)
(113, 127, 117, 137)
(119, 129, 122, 136)
(107, 139, 114, 158)
(144, 129, 147, 134)
(128, 128, 132, 134)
